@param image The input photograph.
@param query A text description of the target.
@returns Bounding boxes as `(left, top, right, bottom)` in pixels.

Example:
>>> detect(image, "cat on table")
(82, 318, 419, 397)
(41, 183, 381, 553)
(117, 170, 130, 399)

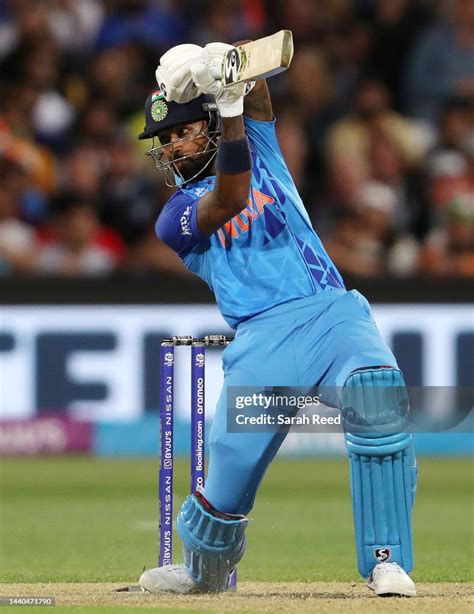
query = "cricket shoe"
(139, 564, 199, 594)
(367, 562, 416, 597)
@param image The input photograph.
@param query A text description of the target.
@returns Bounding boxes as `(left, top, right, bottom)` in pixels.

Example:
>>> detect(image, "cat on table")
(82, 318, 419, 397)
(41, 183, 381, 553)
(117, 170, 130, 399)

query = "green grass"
(0, 457, 473, 584)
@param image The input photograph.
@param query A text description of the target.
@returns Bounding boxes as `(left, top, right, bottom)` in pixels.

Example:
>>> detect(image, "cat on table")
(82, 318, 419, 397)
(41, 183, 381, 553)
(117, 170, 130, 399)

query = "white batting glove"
(155, 43, 204, 103)
(191, 42, 255, 118)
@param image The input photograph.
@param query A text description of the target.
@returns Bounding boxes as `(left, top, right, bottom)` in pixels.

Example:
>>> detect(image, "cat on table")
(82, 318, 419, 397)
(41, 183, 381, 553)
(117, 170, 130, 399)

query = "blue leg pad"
(343, 368, 417, 578)
(177, 494, 247, 592)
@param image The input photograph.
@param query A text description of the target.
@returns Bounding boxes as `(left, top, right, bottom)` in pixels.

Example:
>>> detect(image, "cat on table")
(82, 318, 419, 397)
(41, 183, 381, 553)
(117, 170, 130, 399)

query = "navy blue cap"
(138, 88, 218, 140)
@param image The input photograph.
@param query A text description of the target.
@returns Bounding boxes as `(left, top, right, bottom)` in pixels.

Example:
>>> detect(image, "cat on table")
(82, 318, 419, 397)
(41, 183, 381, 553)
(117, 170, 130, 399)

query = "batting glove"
(191, 42, 255, 118)
(156, 43, 204, 103)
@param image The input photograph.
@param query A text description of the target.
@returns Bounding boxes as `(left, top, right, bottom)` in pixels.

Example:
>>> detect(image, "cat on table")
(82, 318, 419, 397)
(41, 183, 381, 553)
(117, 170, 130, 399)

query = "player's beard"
(174, 150, 215, 182)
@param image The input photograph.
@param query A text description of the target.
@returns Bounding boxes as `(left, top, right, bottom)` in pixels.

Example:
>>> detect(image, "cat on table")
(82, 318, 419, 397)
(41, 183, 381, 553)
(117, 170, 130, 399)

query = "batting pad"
(343, 368, 417, 578)
(177, 494, 247, 592)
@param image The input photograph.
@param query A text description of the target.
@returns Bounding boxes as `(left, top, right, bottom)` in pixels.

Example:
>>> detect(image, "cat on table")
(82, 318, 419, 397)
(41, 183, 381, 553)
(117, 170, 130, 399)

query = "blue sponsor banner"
(413, 433, 473, 456)
(94, 416, 473, 457)
(1, 304, 472, 423)
(95, 414, 189, 456)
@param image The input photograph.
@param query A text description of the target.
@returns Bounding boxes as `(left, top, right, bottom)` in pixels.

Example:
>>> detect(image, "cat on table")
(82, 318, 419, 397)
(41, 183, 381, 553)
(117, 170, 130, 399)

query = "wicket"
(159, 335, 237, 588)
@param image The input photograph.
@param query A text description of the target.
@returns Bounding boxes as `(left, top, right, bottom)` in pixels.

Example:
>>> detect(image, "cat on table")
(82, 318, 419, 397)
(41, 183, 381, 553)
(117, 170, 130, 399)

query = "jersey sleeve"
(243, 116, 284, 160)
(155, 191, 205, 257)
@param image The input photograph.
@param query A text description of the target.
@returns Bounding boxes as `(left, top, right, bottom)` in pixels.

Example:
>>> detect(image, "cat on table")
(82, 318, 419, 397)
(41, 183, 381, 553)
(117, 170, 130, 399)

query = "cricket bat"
(221, 30, 294, 88)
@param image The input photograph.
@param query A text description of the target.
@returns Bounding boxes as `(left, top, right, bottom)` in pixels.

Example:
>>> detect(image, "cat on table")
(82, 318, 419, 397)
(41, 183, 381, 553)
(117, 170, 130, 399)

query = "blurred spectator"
(101, 136, 159, 244)
(60, 144, 106, 199)
(420, 192, 474, 276)
(192, 0, 265, 44)
(0, 0, 51, 65)
(0, 0, 471, 281)
(0, 4, 75, 152)
(427, 151, 472, 209)
(0, 159, 37, 274)
(367, 129, 429, 235)
(281, 46, 342, 195)
(0, 0, 102, 59)
(327, 156, 369, 211)
(75, 100, 119, 147)
(365, 0, 433, 112)
(22, 39, 74, 151)
(430, 96, 473, 155)
(314, 156, 369, 233)
(46, 0, 103, 54)
(283, 47, 336, 120)
(423, 96, 474, 216)
(276, 110, 309, 192)
(0, 118, 54, 222)
(268, 0, 320, 44)
(96, 0, 188, 50)
(327, 79, 426, 168)
(324, 181, 419, 277)
(405, 0, 474, 122)
(269, 0, 353, 45)
(88, 45, 148, 117)
(329, 19, 373, 111)
(37, 194, 122, 276)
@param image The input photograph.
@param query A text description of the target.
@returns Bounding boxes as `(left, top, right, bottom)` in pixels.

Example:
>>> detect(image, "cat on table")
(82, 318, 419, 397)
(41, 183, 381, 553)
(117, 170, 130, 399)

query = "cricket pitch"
(1, 582, 472, 613)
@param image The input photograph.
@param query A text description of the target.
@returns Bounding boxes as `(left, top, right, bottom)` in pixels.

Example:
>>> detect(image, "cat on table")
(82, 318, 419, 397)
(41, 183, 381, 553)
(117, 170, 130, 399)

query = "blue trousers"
(203, 289, 397, 514)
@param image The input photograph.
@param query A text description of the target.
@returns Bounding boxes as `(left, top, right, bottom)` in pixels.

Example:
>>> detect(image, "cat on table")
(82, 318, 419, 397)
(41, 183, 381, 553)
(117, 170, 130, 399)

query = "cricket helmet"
(138, 89, 218, 140)
(139, 88, 220, 186)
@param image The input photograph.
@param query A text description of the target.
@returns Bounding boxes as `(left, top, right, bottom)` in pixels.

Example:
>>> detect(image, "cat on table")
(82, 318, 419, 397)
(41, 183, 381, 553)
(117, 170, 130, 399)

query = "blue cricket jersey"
(156, 116, 345, 328)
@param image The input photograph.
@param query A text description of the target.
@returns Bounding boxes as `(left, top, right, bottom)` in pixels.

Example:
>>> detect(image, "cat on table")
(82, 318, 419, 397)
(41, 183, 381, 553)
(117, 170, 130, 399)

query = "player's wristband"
(216, 138, 251, 175)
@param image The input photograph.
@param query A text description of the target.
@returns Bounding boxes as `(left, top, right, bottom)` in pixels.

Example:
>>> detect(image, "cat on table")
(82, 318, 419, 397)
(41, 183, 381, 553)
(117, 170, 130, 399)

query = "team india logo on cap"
(151, 89, 168, 122)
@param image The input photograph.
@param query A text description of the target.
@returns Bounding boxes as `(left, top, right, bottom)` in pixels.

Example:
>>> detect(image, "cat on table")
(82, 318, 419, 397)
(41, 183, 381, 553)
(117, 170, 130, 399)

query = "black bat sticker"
(224, 49, 241, 84)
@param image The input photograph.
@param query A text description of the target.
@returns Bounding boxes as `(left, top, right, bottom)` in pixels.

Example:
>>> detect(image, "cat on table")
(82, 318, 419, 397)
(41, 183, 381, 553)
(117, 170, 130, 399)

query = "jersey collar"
(181, 176, 216, 197)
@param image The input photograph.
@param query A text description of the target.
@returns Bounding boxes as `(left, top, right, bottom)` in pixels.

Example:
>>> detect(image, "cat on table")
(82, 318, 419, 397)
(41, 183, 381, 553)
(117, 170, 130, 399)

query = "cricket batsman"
(138, 40, 417, 597)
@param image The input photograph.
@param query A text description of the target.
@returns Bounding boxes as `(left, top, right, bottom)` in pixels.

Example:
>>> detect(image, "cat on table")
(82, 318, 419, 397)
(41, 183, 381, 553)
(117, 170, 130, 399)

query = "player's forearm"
(243, 80, 273, 121)
(196, 116, 251, 235)
(221, 116, 245, 140)
(213, 115, 251, 213)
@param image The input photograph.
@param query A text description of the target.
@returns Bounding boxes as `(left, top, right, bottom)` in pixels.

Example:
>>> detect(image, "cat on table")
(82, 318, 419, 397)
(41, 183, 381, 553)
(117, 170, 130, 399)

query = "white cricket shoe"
(139, 564, 198, 594)
(367, 562, 416, 597)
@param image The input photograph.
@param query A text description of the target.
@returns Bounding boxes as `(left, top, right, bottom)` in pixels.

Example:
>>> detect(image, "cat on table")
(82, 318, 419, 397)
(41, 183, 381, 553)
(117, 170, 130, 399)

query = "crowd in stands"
(0, 0, 472, 279)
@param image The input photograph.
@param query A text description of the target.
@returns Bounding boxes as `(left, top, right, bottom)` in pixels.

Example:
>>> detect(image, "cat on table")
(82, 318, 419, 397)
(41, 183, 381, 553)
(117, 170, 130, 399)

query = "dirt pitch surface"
(1, 582, 473, 613)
